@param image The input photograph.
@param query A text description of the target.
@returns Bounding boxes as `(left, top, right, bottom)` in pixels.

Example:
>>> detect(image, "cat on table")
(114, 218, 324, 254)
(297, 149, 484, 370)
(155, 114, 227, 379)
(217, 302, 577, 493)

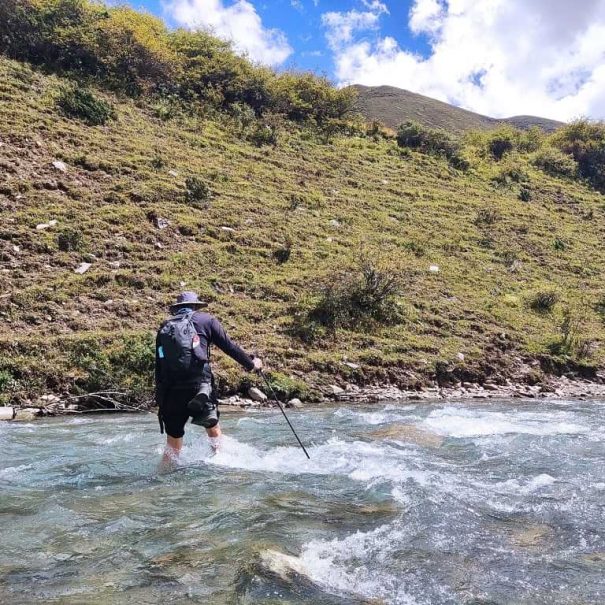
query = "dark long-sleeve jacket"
(155, 309, 254, 396)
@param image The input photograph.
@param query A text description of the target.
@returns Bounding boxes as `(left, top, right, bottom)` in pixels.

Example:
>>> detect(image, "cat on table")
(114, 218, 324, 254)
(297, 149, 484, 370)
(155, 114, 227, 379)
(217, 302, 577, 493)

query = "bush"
(492, 162, 529, 188)
(0, 369, 15, 393)
(487, 128, 516, 160)
(0, 0, 354, 124)
(297, 256, 403, 336)
(396, 121, 464, 167)
(533, 147, 578, 178)
(273, 72, 355, 124)
(475, 208, 500, 226)
(518, 185, 532, 202)
(57, 227, 84, 251)
(58, 84, 113, 125)
(548, 302, 593, 359)
(551, 119, 605, 192)
(553, 238, 566, 251)
(528, 290, 558, 313)
(273, 235, 292, 264)
(249, 119, 279, 147)
(68, 333, 154, 401)
(184, 176, 212, 207)
(264, 372, 310, 401)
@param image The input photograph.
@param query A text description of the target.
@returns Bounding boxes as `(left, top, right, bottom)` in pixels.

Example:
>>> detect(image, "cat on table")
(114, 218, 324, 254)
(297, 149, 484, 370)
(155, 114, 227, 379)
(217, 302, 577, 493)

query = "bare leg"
(206, 424, 222, 453)
(160, 435, 183, 471)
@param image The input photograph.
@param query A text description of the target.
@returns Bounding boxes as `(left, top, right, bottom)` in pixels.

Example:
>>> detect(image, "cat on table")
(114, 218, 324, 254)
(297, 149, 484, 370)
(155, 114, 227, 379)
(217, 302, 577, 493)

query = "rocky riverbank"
(4, 372, 604, 423)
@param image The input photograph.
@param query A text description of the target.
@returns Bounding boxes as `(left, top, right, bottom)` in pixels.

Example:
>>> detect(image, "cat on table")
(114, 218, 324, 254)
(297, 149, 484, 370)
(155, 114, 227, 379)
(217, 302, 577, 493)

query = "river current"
(1, 399, 604, 604)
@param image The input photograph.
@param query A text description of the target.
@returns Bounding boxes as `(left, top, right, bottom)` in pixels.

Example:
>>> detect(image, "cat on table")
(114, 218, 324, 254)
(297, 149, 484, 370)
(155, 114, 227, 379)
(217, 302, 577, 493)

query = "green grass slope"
(353, 85, 564, 134)
(1, 57, 604, 404)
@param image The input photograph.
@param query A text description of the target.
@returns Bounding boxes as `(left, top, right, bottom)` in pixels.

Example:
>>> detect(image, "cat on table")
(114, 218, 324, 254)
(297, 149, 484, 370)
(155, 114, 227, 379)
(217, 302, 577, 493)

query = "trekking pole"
(259, 371, 311, 460)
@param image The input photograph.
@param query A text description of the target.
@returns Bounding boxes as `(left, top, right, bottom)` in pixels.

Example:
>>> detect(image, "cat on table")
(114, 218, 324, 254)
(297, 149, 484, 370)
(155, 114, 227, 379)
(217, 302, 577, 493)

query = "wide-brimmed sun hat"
(169, 291, 208, 313)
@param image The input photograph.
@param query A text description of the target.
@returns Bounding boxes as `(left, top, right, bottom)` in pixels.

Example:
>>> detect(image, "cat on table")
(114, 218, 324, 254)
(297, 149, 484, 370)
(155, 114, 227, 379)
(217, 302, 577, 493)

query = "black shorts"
(160, 370, 219, 439)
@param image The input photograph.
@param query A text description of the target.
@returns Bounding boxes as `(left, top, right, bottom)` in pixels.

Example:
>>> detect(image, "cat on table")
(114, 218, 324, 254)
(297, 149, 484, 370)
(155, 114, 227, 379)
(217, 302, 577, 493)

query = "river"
(1, 399, 604, 604)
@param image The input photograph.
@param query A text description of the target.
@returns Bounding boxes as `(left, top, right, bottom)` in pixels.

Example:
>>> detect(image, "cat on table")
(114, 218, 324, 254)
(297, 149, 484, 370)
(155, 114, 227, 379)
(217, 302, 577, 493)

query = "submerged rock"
(258, 549, 310, 583)
(369, 423, 444, 448)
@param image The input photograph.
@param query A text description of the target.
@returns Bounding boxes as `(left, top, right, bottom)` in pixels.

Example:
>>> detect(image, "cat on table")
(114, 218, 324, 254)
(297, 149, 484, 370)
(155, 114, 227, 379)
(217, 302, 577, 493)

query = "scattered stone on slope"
(52, 160, 67, 173)
(329, 219, 341, 227)
(35, 219, 57, 230)
(248, 387, 267, 402)
(74, 262, 92, 274)
(342, 361, 360, 370)
(155, 217, 170, 229)
(330, 384, 344, 396)
(456, 353, 465, 361)
(168, 170, 179, 177)
(220, 226, 235, 232)
(429, 264, 440, 273)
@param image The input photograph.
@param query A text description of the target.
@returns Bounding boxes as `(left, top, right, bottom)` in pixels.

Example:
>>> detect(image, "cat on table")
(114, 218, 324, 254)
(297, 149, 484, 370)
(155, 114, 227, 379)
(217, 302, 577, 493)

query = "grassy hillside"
(1, 54, 604, 405)
(353, 85, 564, 134)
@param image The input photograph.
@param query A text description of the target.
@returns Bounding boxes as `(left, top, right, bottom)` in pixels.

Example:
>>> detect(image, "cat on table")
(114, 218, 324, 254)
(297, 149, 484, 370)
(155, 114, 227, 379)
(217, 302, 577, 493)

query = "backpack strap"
(186, 311, 208, 365)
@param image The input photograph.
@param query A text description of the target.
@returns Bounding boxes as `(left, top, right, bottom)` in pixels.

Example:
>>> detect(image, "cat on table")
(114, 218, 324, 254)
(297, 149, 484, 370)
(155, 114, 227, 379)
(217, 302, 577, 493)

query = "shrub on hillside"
(184, 176, 212, 207)
(68, 333, 154, 402)
(249, 118, 280, 147)
(491, 161, 529, 188)
(272, 72, 355, 124)
(527, 289, 558, 313)
(0, 0, 354, 123)
(474, 208, 500, 226)
(58, 84, 113, 125)
(533, 147, 578, 178)
(57, 227, 84, 251)
(396, 121, 466, 168)
(294, 257, 403, 340)
(551, 119, 605, 193)
(486, 127, 516, 160)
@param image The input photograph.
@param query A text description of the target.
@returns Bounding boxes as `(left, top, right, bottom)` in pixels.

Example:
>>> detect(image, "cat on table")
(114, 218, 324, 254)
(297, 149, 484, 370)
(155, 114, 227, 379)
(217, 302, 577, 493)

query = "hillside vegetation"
(353, 85, 564, 134)
(1, 1, 605, 407)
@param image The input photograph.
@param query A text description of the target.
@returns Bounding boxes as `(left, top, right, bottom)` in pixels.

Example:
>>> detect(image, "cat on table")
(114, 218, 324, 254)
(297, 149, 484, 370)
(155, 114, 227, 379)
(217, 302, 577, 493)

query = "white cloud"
(323, 0, 605, 120)
(165, 0, 292, 66)
(321, 9, 381, 47)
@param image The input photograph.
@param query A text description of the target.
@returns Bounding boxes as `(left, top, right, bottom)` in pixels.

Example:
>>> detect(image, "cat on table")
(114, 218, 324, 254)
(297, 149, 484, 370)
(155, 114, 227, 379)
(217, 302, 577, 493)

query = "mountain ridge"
(351, 84, 564, 134)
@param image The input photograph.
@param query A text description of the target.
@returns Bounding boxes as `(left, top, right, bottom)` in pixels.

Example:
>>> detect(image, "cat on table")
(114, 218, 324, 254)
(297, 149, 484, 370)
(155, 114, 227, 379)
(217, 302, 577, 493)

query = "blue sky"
(129, 0, 428, 77)
(121, 0, 605, 120)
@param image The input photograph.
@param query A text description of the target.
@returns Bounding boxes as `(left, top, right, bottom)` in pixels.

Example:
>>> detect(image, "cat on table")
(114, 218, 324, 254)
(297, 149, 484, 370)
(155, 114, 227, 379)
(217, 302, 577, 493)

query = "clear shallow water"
(1, 400, 604, 604)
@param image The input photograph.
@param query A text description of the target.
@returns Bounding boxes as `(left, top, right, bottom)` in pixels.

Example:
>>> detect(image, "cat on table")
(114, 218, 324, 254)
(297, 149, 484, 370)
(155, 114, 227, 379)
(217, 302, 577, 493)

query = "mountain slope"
(0, 57, 604, 405)
(352, 85, 564, 134)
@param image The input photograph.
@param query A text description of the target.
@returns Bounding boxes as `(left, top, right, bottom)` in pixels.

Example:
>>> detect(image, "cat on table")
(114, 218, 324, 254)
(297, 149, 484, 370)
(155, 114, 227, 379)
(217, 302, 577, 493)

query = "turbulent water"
(1, 400, 604, 604)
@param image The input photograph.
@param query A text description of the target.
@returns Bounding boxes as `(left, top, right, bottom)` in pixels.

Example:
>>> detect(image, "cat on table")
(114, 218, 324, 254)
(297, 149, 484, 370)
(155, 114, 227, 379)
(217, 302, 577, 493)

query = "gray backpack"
(157, 312, 205, 377)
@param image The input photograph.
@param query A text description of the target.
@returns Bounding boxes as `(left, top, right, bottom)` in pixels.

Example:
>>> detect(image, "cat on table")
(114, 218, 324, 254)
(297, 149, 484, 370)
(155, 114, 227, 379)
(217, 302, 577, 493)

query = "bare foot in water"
(207, 424, 222, 455)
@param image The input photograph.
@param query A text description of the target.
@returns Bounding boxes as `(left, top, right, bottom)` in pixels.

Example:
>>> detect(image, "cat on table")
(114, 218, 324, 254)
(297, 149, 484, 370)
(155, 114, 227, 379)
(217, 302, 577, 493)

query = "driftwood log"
(47, 391, 153, 415)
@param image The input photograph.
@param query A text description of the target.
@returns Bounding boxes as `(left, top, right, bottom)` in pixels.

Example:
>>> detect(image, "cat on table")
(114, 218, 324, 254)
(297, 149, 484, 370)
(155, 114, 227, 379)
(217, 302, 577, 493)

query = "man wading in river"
(156, 292, 262, 464)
